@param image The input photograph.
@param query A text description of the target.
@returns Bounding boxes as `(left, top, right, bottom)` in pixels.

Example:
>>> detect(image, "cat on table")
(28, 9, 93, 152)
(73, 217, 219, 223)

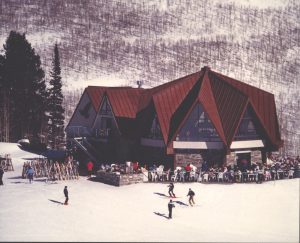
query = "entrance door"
(236, 152, 251, 171)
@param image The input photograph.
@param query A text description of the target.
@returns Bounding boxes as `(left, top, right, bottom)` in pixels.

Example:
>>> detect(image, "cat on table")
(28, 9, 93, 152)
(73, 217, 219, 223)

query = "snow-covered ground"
(0, 143, 299, 242)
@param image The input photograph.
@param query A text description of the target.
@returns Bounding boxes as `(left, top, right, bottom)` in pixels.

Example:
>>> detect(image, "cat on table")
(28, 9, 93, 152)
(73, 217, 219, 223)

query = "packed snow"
(0, 143, 299, 242)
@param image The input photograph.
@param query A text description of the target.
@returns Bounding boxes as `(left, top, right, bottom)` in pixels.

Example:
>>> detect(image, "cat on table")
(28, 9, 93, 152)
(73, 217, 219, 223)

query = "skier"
(0, 166, 4, 185)
(26, 166, 34, 184)
(87, 161, 94, 178)
(187, 188, 195, 206)
(167, 182, 176, 198)
(64, 186, 69, 205)
(168, 199, 175, 219)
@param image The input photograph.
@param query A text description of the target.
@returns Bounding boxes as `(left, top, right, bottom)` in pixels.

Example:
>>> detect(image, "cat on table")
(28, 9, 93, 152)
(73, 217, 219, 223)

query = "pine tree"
(0, 31, 47, 142)
(48, 44, 65, 149)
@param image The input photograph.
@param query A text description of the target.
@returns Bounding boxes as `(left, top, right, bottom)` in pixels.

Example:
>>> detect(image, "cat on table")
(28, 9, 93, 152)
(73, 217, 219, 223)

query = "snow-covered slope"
(0, 143, 299, 242)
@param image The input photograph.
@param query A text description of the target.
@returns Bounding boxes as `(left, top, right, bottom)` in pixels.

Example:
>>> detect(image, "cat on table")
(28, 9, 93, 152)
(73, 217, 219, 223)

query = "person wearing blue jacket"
(26, 166, 34, 184)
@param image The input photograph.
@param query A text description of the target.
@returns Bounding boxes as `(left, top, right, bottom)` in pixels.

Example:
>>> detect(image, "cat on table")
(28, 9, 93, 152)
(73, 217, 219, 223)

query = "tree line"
(0, 31, 65, 149)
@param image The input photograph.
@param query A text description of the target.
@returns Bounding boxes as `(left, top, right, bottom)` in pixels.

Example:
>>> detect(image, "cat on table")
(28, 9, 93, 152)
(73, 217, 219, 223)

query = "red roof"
(72, 67, 282, 151)
(86, 86, 143, 118)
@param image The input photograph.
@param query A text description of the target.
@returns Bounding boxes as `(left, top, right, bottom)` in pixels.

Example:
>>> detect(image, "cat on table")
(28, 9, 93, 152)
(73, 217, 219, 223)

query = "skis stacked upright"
(46, 160, 79, 182)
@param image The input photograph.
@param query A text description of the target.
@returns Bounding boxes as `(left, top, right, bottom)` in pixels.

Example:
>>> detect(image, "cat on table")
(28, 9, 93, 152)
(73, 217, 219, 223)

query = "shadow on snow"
(153, 212, 169, 219)
(48, 199, 64, 205)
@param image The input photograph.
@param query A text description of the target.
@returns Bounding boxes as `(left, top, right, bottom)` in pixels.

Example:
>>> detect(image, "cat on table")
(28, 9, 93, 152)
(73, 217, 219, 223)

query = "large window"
(146, 114, 163, 140)
(176, 103, 221, 142)
(234, 106, 261, 141)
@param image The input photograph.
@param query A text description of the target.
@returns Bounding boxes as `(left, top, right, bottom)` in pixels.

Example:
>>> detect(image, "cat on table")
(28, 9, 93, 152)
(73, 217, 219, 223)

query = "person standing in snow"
(168, 199, 175, 219)
(64, 186, 69, 205)
(0, 166, 4, 185)
(87, 161, 94, 178)
(167, 182, 176, 198)
(187, 188, 195, 206)
(26, 166, 34, 184)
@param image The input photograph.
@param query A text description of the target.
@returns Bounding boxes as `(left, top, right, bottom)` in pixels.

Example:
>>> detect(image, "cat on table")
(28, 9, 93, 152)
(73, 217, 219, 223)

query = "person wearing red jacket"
(185, 163, 192, 181)
(87, 161, 94, 178)
(132, 161, 139, 173)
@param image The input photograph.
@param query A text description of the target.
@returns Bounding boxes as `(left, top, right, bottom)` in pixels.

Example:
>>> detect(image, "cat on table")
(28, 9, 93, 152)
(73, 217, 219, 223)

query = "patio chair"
(217, 172, 224, 182)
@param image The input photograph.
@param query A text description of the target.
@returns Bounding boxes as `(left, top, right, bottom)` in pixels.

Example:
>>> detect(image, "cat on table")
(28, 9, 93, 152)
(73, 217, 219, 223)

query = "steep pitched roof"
(198, 71, 227, 145)
(210, 70, 282, 147)
(86, 86, 143, 118)
(106, 88, 143, 118)
(73, 67, 282, 150)
(86, 86, 107, 111)
(151, 71, 202, 143)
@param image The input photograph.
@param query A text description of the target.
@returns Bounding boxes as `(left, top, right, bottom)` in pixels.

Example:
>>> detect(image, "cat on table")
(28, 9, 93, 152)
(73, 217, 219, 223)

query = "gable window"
(234, 106, 261, 141)
(177, 103, 221, 142)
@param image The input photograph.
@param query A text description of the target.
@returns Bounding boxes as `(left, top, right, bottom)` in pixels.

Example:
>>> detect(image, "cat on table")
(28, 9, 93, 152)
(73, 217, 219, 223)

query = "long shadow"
(153, 192, 168, 197)
(8, 176, 23, 180)
(153, 212, 169, 219)
(174, 200, 189, 206)
(48, 199, 64, 205)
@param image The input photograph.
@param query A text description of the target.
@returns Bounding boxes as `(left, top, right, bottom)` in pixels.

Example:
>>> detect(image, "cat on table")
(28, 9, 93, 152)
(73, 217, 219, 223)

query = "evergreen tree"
(48, 44, 65, 149)
(0, 31, 47, 142)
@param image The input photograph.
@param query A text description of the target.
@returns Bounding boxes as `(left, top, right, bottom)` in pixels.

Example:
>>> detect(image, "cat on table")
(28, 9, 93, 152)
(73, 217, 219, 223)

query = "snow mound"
(0, 142, 44, 170)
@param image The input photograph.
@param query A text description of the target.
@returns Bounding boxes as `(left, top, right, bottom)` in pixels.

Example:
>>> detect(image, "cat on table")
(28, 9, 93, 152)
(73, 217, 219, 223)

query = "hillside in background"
(0, 0, 299, 155)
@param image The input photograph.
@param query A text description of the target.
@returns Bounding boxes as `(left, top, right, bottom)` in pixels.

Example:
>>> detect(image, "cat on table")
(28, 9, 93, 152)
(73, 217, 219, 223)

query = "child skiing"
(187, 188, 195, 206)
(64, 186, 69, 205)
(26, 166, 34, 184)
(167, 182, 176, 198)
(168, 199, 175, 219)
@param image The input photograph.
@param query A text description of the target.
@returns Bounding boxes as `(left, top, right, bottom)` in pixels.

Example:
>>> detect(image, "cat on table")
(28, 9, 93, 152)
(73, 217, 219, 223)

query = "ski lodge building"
(66, 66, 283, 169)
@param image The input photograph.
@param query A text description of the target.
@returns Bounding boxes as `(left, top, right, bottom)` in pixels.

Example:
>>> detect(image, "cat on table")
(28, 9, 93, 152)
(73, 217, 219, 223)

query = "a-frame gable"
(176, 102, 222, 142)
(92, 94, 119, 138)
(67, 90, 97, 128)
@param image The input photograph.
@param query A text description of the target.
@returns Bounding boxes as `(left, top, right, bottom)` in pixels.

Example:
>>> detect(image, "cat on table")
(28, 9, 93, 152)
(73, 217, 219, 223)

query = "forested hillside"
(0, 0, 299, 155)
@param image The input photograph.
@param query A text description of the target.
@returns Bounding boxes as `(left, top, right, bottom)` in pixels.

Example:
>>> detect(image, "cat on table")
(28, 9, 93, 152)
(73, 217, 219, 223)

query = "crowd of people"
(145, 155, 300, 184)
(89, 154, 300, 184)
(97, 161, 141, 174)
